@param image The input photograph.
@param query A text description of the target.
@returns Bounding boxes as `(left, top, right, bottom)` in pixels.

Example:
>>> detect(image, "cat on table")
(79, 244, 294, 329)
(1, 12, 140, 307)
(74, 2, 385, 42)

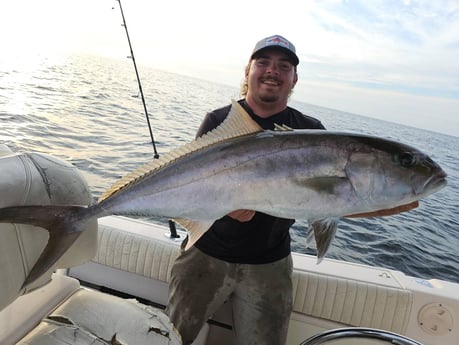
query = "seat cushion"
(0, 149, 97, 311)
(18, 288, 181, 345)
(0, 274, 80, 345)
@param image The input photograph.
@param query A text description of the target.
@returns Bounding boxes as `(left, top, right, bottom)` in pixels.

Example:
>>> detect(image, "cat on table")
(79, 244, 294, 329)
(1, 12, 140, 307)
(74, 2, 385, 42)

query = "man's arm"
(345, 201, 419, 218)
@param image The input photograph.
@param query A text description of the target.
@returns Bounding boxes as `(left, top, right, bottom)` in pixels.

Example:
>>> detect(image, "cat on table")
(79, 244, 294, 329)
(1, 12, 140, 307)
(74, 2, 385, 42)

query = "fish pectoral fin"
(308, 218, 338, 264)
(174, 218, 215, 250)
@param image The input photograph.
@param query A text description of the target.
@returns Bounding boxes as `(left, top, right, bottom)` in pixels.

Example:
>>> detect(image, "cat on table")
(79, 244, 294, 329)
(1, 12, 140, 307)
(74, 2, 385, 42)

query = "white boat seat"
(0, 273, 180, 345)
(69, 217, 181, 306)
(0, 274, 79, 344)
(0, 145, 181, 344)
(0, 144, 97, 311)
(291, 269, 413, 334)
(16, 279, 180, 345)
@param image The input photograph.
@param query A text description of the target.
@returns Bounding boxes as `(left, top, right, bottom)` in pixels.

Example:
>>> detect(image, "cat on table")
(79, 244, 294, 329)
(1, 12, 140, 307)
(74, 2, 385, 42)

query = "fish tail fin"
(0, 205, 89, 288)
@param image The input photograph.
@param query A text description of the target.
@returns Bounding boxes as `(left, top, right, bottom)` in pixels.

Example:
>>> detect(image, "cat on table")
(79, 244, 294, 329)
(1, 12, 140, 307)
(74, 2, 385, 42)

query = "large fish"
(0, 101, 447, 288)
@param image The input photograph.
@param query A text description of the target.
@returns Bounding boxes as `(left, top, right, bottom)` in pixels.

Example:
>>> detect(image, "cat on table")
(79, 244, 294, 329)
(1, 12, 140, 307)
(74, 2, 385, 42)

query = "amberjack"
(0, 101, 447, 287)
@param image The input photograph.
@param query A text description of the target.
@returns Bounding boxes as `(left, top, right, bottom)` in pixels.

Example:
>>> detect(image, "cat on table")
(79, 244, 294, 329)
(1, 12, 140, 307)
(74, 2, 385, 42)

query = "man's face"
(246, 49, 298, 105)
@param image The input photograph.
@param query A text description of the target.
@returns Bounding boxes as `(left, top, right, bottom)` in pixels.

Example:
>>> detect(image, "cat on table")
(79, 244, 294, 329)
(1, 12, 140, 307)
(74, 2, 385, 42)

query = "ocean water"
(1, 54, 458, 283)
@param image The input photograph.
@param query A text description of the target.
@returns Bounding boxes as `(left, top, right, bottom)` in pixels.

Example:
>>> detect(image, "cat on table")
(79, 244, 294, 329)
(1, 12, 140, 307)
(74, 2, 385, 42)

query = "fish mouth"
(421, 170, 447, 195)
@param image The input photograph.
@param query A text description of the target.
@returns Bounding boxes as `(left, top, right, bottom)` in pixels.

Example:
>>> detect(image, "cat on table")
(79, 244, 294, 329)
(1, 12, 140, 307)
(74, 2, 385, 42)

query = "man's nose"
(266, 62, 279, 75)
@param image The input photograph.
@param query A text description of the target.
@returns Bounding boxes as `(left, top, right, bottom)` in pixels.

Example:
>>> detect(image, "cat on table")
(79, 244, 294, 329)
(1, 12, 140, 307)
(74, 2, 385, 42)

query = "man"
(167, 35, 324, 345)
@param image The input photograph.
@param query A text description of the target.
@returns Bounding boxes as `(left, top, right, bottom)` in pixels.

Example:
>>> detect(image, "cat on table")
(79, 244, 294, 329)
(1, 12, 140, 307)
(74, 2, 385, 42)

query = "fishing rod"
(115, 0, 181, 240)
(115, 0, 159, 159)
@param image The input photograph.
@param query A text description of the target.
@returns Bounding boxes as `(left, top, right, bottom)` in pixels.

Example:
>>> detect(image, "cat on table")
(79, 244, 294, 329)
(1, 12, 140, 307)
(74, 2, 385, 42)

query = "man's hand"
(228, 209, 256, 222)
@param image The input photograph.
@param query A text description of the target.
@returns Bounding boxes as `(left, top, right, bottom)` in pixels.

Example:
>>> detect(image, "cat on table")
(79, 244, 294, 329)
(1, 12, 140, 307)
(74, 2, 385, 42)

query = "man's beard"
(259, 92, 280, 103)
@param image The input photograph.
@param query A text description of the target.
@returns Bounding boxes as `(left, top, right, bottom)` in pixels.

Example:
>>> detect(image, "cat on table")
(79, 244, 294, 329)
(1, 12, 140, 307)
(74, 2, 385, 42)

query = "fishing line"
(115, 0, 159, 159)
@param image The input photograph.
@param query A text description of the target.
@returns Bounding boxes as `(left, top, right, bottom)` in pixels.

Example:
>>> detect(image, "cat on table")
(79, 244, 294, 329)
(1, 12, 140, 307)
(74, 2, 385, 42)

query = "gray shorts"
(166, 247, 293, 345)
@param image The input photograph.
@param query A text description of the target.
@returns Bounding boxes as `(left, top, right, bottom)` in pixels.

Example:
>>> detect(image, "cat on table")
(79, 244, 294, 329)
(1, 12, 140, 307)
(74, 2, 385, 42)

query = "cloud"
(296, 0, 459, 101)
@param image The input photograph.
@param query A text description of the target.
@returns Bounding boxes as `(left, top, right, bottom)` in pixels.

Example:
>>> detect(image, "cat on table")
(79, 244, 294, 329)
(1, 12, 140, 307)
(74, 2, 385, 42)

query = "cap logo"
(266, 36, 290, 50)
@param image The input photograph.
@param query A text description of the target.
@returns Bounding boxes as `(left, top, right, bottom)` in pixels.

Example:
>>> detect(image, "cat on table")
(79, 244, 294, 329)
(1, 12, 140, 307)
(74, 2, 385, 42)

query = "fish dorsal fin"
(213, 99, 264, 138)
(174, 218, 215, 249)
(99, 100, 263, 202)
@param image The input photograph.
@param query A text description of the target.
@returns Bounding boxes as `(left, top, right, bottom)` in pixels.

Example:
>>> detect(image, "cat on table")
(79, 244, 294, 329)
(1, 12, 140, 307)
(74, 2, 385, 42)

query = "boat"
(0, 143, 457, 345)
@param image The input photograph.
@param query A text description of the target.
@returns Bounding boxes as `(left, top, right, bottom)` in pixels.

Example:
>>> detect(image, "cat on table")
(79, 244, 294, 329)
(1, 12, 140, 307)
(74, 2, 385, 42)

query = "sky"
(1, 0, 458, 137)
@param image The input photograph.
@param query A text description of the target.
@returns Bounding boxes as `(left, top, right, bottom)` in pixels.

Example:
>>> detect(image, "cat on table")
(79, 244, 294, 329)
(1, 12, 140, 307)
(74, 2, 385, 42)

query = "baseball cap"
(250, 35, 299, 66)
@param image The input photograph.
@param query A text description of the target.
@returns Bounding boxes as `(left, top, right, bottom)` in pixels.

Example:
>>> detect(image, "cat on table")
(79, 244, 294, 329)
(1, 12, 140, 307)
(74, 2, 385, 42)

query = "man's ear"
(292, 72, 298, 88)
(244, 62, 251, 79)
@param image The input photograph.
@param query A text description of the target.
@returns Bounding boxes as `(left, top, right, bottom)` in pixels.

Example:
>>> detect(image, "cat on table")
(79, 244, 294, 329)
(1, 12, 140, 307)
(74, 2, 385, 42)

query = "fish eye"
(397, 152, 417, 167)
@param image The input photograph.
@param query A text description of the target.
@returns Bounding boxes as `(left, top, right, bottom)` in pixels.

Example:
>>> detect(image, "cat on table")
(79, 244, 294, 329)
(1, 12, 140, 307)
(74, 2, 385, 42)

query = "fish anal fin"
(308, 218, 338, 264)
(174, 218, 215, 250)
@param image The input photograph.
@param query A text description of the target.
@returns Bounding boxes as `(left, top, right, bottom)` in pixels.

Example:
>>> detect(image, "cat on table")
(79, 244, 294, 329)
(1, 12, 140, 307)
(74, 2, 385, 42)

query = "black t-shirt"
(194, 99, 325, 264)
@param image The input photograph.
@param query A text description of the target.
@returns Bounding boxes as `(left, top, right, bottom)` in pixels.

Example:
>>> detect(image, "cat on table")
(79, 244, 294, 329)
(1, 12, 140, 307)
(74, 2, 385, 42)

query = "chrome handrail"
(300, 327, 424, 345)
